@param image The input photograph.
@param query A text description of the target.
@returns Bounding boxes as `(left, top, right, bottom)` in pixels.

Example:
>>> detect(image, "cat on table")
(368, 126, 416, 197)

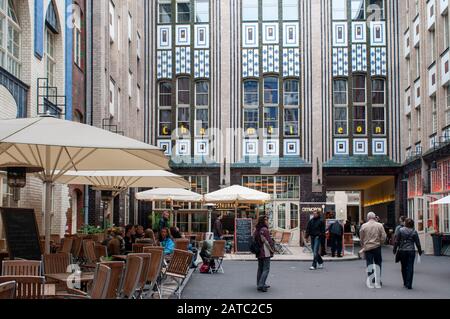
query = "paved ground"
(183, 248, 450, 299)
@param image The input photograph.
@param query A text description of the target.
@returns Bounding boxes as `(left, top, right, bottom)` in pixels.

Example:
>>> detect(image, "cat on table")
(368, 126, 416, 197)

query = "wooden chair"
(0, 281, 16, 299)
(0, 239, 6, 251)
(100, 261, 125, 299)
(209, 240, 226, 274)
(0, 276, 45, 299)
(344, 233, 355, 255)
(174, 239, 190, 251)
(95, 244, 108, 261)
(128, 253, 152, 299)
(118, 255, 143, 299)
(71, 237, 83, 262)
(51, 234, 61, 245)
(162, 249, 193, 299)
(51, 264, 112, 300)
(82, 240, 98, 270)
(142, 246, 164, 299)
(132, 243, 153, 253)
(59, 238, 73, 254)
(42, 253, 72, 275)
(2, 260, 42, 276)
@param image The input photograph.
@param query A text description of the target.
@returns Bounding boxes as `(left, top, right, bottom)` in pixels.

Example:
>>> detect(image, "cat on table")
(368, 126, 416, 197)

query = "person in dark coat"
(393, 218, 423, 290)
(253, 215, 275, 292)
(306, 211, 326, 270)
(328, 221, 344, 257)
(158, 211, 171, 232)
(213, 215, 223, 240)
(123, 224, 136, 253)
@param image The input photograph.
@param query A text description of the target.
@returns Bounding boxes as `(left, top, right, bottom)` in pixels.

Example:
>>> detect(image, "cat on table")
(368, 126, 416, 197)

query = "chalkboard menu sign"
(1, 208, 41, 260)
(235, 218, 253, 253)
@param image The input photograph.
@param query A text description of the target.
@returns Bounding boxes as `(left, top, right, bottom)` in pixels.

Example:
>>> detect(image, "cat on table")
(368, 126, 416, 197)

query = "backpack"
(249, 235, 260, 256)
(199, 263, 210, 273)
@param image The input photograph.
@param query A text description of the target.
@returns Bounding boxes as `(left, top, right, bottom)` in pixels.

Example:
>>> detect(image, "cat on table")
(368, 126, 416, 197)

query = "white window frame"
(128, 70, 133, 97)
(158, 0, 172, 24)
(73, 4, 82, 67)
(195, 0, 210, 23)
(0, 0, 21, 78)
(45, 29, 56, 87)
(372, 79, 386, 136)
(282, 0, 299, 21)
(242, 0, 259, 22)
(128, 12, 132, 42)
(109, 0, 115, 42)
(109, 78, 115, 117)
(352, 75, 367, 136)
(176, 0, 191, 23)
(333, 79, 349, 136)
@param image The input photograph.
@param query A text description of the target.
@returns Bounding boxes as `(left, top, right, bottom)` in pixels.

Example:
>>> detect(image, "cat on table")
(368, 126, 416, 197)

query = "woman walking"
(393, 218, 423, 290)
(254, 215, 275, 293)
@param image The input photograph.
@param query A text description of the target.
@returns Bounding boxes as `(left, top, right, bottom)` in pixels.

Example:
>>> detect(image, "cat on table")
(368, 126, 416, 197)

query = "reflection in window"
(242, 0, 258, 21)
(351, 0, 365, 20)
(177, 77, 190, 105)
(263, 0, 278, 21)
(333, 80, 348, 135)
(195, 108, 209, 137)
(244, 80, 259, 106)
(195, 81, 209, 106)
(158, 0, 172, 23)
(284, 80, 299, 106)
(284, 109, 299, 137)
(353, 75, 366, 103)
(264, 107, 279, 136)
(159, 109, 172, 137)
(195, 0, 209, 23)
(244, 109, 259, 136)
(332, 0, 347, 20)
(368, 0, 384, 19)
(177, 0, 191, 23)
(264, 77, 279, 105)
(283, 0, 299, 21)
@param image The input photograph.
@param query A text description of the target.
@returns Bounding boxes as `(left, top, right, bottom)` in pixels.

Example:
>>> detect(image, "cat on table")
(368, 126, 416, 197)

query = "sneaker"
(309, 266, 316, 270)
(374, 284, 382, 289)
(257, 287, 268, 292)
(318, 264, 324, 269)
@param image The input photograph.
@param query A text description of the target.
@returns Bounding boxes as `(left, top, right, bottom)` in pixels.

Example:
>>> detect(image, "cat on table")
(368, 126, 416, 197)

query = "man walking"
(306, 211, 326, 270)
(213, 214, 223, 240)
(328, 221, 344, 257)
(360, 212, 387, 289)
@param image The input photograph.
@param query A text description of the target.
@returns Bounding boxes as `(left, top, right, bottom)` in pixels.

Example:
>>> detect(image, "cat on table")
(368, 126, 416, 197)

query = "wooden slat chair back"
(43, 253, 71, 275)
(100, 261, 125, 299)
(71, 237, 83, 260)
(164, 249, 193, 299)
(0, 281, 15, 299)
(273, 231, 283, 243)
(59, 238, 73, 254)
(89, 264, 112, 299)
(95, 245, 108, 261)
(0, 276, 45, 299)
(209, 240, 226, 274)
(174, 239, 190, 251)
(83, 240, 98, 263)
(119, 255, 143, 299)
(143, 246, 164, 299)
(2, 260, 42, 276)
(132, 243, 153, 253)
(128, 253, 152, 298)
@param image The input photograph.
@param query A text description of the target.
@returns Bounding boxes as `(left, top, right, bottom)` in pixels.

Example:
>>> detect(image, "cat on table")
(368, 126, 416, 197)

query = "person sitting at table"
(108, 228, 125, 256)
(124, 224, 136, 253)
(159, 227, 175, 256)
(170, 227, 182, 239)
(135, 225, 145, 240)
(136, 229, 157, 245)
(200, 239, 216, 270)
(170, 227, 198, 268)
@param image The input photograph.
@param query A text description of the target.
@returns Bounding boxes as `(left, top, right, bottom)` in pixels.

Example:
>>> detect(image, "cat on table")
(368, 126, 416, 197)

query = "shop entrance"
(273, 202, 300, 243)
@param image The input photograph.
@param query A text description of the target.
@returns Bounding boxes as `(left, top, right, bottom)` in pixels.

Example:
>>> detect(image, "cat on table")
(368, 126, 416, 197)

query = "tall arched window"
(0, 0, 21, 78)
(45, 1, 60, 88)
(73, 4, 82, 67)
(333, 79, 348, 136)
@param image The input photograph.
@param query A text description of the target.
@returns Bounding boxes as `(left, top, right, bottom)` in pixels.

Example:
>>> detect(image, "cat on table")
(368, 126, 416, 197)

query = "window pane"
(353, 105, 366, 134)
(284, 108, 299, 136)
(244, 109, 259, 136)
(332, 0, 347, 20)
(372, 79, 385, 104)
(159, 82, 172, 107)
(351, 0, 365, 20)
(159, 2, 172, 23)
(334, 107, 348, 135)
(333, 80, 347, 105)
(196, 81, 209, 106)
(196, 109, 209, 136)
(195, 0, 209, 23)
(353, 76, 366, 103)
(178, 78, 190, 105)
(369, 0, 384, 19)
(263, 0, 278, 21)
(244, 81, 259, 106)
(159, 110, 172, 136)
(283, 0, 299, 21)
(242, 0, 259, 21)
(284, 80, 299, 106)
(264, 77, 279, 105)
(177, 2, 191, 22)
(264, 107, 279, 136)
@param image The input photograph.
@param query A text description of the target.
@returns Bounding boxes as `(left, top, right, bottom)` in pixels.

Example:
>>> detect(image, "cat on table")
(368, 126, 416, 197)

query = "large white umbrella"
(0, 117, 170, 253)
(135, 188, 203, 202)
(204, 185, 271, 204)
(58, 170, 190, 191)
(58, 171, 189, 228)
(431, 195, 450, 205)
(204, 185, 271, 234)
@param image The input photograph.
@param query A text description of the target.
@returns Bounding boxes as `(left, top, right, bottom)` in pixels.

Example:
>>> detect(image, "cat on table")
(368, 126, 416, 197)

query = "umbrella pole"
(44, 180, 52, 255)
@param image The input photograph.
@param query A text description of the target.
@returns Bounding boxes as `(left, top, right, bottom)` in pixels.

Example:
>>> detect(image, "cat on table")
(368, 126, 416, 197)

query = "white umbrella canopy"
(431, 195, 450, 205)
(204, 185, 271, 204)
(135, 188, 203, 202)
(0, 116, 170, 253)
(58, 170, 190, 191)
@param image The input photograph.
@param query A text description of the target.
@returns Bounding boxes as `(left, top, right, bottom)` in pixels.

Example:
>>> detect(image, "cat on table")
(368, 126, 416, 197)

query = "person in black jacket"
(306, 212, 326, 270)
(393, 218, 423, 290)
(328, 221, 344, 257)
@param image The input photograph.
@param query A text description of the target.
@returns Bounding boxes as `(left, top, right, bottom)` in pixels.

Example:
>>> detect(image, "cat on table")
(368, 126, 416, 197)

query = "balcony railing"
(37, 78, 66, 117)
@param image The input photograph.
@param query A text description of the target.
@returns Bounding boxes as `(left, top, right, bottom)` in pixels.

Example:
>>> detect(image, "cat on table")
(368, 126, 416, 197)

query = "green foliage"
(78, 224, 105, 235)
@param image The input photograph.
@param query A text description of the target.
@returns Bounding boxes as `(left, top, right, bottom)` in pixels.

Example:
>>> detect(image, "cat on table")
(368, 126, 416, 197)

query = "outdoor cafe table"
(45, 272, 95, 291)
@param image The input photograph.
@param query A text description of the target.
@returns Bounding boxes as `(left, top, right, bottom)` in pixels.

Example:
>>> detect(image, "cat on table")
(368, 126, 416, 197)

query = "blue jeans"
(311, 236, 323, 268)
(257, 258, 271, 289)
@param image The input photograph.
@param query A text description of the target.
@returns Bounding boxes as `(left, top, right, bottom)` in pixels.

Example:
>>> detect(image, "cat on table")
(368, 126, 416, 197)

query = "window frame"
(243, 79, 259, 107)
(176, 0, 192, 23)
(195, 0, 210, 23)
(263, 76, 279, 106)
(243, 108, 259, 137)
(333, 79, 349, 136)
(158, 0, 172, 24)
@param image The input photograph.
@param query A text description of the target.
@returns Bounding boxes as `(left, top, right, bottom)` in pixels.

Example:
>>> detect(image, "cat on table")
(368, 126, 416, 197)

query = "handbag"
(199, 263, 210, 273)
(395, 250, 401, 263)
